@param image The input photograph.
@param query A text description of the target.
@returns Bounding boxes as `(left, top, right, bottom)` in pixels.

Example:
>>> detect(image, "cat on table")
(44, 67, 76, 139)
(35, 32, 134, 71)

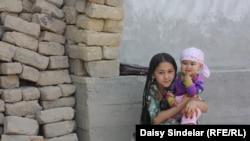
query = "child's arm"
(183, 74, 204, 97)
(166, 92, 177, 107)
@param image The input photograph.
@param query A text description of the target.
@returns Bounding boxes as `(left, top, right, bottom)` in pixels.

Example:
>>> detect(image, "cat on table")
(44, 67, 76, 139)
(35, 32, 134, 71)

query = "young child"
(167, 47, 210, 125)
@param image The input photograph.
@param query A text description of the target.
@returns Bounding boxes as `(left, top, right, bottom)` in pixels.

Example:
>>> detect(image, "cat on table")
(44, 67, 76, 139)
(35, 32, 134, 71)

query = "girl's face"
(180, 60, 202, 77)
(153, 62, 175, 91)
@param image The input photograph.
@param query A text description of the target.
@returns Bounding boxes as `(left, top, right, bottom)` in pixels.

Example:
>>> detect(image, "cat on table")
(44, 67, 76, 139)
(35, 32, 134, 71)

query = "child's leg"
(181, 108, 201, 125)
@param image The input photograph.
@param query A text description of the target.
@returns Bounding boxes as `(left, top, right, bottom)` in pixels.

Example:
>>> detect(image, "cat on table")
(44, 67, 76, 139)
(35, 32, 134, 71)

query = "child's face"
(153, 62, 175, 91)
(180, 60, 202, 77)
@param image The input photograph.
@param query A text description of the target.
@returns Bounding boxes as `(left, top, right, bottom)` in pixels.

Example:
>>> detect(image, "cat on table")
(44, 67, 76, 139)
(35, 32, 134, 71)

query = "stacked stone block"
(64, 0, 125, 141)
(0, 0, 78, 141)
(65, 0, 123, 78)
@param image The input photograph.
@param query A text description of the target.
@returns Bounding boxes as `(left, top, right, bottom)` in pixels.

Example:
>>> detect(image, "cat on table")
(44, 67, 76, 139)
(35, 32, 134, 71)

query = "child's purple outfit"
(171, 72, 205, 124)
(174, 72, 204, 97)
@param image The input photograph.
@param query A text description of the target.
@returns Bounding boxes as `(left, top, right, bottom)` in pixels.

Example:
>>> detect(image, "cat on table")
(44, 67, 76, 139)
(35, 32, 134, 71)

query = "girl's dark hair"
(143, 53, 177, 103)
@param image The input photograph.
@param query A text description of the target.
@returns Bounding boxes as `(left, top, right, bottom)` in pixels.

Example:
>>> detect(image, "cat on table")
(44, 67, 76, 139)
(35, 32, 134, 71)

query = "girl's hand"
(182, 100, 199, 118)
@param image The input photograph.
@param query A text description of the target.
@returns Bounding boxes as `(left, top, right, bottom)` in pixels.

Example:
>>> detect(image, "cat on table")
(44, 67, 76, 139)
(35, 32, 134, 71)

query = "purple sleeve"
(186, 75, 204, 97)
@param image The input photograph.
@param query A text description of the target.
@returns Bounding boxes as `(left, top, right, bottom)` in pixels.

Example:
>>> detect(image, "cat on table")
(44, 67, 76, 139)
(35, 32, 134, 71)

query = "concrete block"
(74, 76, 144, 141)
(77, 125, 134, 141)
(76, 103, 141, 129)
(72, 75, 145, 105)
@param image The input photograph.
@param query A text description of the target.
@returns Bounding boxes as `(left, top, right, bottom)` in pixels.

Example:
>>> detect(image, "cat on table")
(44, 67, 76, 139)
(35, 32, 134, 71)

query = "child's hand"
(170, 100, 178, 107)
(183, 72, 192, 82)
(166, 92, 176, 107)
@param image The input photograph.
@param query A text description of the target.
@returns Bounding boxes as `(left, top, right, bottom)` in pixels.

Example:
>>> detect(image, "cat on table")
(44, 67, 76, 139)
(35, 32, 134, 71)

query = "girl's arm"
(183, 99, 208, 118)
(152, 96, 192, 125)
(194, 100, 208, 113)
(153, 96, 208, 125)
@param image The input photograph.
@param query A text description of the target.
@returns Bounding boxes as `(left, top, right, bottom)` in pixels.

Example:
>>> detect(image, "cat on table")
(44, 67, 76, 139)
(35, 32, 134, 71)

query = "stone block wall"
(0, 0, 124, 141)
(0, 0, 78, 140)
(65, 0, 123, 78)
